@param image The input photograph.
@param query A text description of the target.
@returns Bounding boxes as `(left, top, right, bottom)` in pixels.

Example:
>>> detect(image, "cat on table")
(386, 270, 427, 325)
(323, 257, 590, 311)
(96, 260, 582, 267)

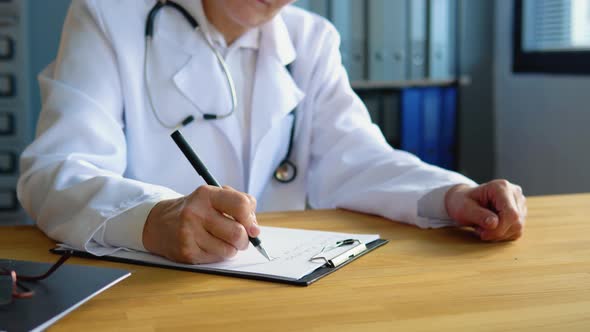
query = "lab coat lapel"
(156, 14, 243, 167)
(249, 15, 304, 196)
(173, 54, 242, 165)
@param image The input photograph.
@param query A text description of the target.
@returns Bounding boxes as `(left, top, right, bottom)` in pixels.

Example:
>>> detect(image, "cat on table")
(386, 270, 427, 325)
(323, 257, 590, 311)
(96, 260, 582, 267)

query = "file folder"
(401, 88, 423, 157)
(330, 0, 366, 81)
(428, 0, 457, 79)
(368, 0, 408, 80)
(401, 87, 457, 169)
(408, 0, 428, 80)
(439, 87, 457, 170)
(420, 88, 442, 166)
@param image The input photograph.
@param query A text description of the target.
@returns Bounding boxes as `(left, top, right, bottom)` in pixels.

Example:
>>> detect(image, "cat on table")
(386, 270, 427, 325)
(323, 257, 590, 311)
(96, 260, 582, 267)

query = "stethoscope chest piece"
(274, 159, 297, 183)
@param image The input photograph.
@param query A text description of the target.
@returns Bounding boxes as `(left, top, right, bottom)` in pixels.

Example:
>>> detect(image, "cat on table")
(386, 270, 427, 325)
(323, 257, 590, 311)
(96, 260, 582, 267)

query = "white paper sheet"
(61, 226, 380, 281)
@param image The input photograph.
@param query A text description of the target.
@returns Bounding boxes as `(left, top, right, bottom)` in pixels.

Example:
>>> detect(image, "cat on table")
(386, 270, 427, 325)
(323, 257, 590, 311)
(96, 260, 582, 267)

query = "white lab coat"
(18, 0, 475, 253)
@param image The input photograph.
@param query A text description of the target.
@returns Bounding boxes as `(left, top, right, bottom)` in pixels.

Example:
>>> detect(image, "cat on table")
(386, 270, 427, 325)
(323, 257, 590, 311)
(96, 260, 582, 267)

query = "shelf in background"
(351, 77, 471, 90)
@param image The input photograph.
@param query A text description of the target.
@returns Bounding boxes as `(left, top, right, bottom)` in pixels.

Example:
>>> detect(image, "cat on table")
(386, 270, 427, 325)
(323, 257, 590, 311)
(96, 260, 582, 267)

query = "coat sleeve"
(17, 0, 181, 255)
(306, 23, 476, 228)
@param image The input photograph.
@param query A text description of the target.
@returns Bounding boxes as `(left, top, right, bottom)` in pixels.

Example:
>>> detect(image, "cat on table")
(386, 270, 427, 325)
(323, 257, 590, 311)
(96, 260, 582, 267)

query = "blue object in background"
(420, 88, 442, 166)
(400, 88, 422, 157)
(440, 87, 457, 170)
(401, 87, 457, 170)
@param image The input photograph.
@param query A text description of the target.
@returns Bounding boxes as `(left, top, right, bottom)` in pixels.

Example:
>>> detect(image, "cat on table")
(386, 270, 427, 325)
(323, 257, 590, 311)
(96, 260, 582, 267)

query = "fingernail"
(250, 223, 260, 235)
(485, 216, 497, 226)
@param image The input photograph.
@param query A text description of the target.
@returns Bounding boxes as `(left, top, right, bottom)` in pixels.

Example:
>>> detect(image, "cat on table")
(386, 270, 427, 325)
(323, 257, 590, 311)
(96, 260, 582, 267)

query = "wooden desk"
(1, 194, 589, 331)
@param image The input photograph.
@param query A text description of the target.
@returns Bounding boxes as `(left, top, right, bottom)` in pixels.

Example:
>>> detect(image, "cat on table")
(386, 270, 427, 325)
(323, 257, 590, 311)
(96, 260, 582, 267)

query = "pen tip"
(257, 246, 272, 261)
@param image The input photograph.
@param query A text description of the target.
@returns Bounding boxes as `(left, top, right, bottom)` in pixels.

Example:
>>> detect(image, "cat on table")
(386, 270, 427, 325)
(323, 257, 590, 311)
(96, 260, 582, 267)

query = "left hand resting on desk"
(444, 179, 527, 241)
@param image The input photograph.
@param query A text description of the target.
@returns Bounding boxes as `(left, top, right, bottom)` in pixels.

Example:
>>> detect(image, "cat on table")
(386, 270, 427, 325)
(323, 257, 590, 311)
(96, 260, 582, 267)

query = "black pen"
(171, 130, 271, 261)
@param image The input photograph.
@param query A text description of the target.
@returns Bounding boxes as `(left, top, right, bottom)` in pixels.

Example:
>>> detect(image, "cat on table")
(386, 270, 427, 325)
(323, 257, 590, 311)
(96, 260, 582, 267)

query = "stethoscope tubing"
(145, 0, 297, 183)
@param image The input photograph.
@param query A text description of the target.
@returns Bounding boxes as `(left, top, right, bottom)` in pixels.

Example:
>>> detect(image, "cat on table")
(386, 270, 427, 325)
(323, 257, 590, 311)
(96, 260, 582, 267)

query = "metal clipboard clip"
(309, 239, 368, 268)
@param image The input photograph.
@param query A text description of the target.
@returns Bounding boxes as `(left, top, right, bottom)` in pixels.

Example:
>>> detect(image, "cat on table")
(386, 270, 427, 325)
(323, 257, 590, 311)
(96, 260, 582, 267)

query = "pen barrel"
(171, 130, 267, 258)
(249, 236, 261, 247)
(171, 130, 221, 187)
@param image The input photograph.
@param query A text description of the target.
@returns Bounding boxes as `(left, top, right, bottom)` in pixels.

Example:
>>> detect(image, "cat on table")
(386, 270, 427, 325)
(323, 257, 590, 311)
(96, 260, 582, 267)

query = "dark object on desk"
(0, 257, 130, 332)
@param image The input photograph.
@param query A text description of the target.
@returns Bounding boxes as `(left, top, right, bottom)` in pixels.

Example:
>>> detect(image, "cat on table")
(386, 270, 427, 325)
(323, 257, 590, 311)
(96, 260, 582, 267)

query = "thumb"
(457, 200, 499, 230)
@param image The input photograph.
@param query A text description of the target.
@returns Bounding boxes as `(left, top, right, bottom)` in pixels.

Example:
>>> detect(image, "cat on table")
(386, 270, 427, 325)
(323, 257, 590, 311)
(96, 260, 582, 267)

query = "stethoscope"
(144, 0, 297, 183)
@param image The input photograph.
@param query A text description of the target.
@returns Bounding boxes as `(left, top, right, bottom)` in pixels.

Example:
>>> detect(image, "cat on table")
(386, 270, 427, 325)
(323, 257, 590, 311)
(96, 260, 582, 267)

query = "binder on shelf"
(368, 0, 408, 81)
(400, 87, 457, 170)
(428, 0, 457, 79)
(420, 88, 442, 166)
(439, 87, 457, 170)
(358, 91, 381, 126)
(400, 88, 422, 157)
(407, 0, 428, 80)
(381, 93, 401, 148)
(330, 0, 366, 81)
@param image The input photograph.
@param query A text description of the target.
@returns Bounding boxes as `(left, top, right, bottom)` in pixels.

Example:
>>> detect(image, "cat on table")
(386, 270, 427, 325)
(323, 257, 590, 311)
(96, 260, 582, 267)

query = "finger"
(209, 188, 259, 236)
(193, 226, 239, 260)
(457, 199, 499, 230)
(202, 210, 249, 250)
(172, 240, 221, 265)
(514, 189, 528, 221)
(499, 189, 526, 241)
(223, 186, 258, 211)
(222, 187, 259, 232)
(505, 225, 524, 241)
(191, 250, 224, 264)
(485, 182, 520, 240)
(504, 221, 524, 241)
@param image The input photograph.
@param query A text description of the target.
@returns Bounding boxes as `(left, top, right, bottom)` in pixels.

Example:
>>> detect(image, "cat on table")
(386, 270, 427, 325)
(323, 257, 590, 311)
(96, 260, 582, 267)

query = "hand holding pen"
(141, 131, 270, 264)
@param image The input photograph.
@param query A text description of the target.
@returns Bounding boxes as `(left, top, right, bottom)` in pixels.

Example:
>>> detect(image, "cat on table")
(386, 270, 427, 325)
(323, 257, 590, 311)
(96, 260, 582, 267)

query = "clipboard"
(51, 238, 388, 286)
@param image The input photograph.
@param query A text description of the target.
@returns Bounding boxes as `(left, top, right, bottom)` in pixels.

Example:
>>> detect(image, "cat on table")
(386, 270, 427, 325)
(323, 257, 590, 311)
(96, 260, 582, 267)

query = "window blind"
(523, 0, 590, 52)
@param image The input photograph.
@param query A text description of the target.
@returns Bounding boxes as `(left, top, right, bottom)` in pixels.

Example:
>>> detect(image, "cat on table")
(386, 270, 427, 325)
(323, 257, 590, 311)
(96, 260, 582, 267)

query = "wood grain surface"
(1, 194, 589, 331)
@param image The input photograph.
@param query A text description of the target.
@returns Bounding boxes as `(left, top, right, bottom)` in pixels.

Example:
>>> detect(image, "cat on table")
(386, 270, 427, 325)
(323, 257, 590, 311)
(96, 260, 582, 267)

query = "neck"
(202, 0, 247, 45)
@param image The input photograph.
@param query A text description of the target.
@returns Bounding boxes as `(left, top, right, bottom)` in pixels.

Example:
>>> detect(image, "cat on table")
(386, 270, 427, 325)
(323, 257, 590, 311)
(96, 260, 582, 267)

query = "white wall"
(494, 1, 590, 195)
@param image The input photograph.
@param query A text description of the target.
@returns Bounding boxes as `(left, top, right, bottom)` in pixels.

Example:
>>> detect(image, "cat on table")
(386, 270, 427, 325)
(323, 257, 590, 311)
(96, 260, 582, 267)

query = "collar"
(208, 22, 260, 51)
(170, 0, 294, 64)
(258, 8, 296, 66)
(171, 0, 259, 51)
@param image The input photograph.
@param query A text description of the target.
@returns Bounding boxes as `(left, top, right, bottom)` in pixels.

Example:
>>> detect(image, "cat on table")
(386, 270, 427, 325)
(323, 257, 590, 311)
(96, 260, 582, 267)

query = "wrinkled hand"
(445, 180, 527, 241)
(142, 185, 259, 264)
